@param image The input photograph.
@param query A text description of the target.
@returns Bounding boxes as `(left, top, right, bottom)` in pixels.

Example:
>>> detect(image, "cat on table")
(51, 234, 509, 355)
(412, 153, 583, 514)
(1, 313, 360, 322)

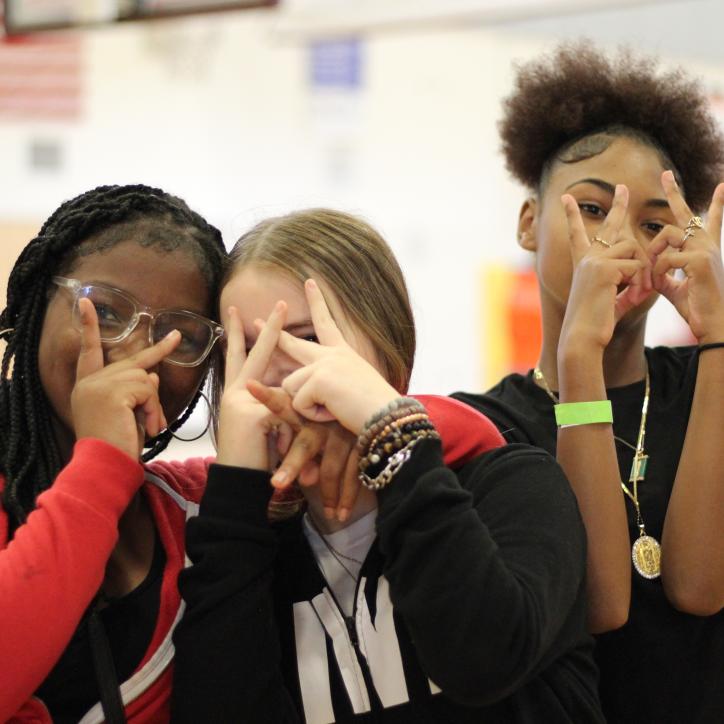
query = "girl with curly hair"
(455, 44, 724, 723)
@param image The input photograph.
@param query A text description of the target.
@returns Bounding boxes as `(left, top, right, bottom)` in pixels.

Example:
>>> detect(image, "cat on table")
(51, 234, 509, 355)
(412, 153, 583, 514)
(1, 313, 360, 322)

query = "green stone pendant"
(629, 454, 648, 483)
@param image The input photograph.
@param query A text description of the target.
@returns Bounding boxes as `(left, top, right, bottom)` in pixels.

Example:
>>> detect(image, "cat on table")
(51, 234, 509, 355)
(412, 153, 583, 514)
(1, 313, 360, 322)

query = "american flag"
(0, 5, 82, 120)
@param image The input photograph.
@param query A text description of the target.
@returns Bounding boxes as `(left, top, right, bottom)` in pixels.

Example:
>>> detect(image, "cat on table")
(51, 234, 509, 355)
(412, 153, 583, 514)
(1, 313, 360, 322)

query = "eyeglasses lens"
(74, 286, 212, 366)
(153, 312, 212, 365)
(75, 285, 136, 341)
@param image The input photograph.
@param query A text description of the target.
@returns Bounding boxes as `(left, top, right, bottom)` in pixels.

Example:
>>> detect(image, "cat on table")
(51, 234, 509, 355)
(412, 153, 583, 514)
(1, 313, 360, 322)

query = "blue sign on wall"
(310, 38, 362, 89)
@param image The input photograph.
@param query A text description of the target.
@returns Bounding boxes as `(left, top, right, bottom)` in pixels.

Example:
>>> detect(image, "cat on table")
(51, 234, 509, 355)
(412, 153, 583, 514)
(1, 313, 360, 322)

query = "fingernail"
(306, 279, 317, 290)
(272, 469, 288, 486)
(337, 507, 349, 523)
(323, 506, 335, 520)
(164, 329, 180, 341)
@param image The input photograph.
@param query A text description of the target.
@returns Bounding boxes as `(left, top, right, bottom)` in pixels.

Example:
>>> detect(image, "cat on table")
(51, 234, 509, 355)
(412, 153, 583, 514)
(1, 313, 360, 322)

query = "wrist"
(216, 426, 269, 471)
(352, 388, 401, 435)
(559, 318, 609, 356)
(557, 348, 606, 402)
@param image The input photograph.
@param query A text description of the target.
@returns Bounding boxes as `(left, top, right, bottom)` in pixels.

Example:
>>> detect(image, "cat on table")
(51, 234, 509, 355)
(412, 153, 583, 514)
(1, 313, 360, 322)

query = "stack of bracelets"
(356, 397, 440, 490)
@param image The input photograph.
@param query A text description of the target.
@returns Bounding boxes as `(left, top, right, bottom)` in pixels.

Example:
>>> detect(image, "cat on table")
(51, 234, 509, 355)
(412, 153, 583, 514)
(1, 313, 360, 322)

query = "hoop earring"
(169, 391, 212, 443)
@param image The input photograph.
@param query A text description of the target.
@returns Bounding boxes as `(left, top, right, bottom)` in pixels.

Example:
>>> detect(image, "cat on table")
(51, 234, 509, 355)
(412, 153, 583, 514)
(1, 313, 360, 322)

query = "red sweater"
(0, 397, 503, 722)
(0, 439, 210, 723)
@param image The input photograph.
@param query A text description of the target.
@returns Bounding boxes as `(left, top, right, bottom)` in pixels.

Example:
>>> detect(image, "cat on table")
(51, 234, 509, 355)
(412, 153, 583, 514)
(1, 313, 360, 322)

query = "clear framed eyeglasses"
(52, 276, 224, 367)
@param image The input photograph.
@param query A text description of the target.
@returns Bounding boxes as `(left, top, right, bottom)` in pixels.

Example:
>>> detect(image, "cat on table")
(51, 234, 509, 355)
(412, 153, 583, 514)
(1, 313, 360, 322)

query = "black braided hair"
(500, 43, 724, 212)
(0, 184, 226, 534)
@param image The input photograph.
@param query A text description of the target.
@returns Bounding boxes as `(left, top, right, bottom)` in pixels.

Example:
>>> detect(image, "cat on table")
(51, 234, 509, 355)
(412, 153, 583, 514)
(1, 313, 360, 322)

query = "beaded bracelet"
(356, 398, 439, 490)
(366, 412, 430, 456)
(360, 417, 437, 473)
(359, 430, 440, 490)
(355, 397, 426, 455)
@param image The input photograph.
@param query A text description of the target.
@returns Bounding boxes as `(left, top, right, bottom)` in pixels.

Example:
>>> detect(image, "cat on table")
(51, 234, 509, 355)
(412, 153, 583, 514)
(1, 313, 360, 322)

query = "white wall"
(2, 2, 723, 452)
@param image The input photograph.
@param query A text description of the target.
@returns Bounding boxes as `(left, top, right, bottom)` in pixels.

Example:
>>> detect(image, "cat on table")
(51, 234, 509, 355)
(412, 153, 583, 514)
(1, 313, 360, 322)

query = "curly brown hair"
(500, 43, 724, 212)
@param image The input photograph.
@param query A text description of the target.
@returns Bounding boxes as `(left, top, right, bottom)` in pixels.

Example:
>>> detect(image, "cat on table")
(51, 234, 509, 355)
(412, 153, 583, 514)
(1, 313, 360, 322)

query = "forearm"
(557, 349, 631, 632)
(662, 347, 724, 614)
(0, 439, 143, 719)
(376, 441, 587, 705)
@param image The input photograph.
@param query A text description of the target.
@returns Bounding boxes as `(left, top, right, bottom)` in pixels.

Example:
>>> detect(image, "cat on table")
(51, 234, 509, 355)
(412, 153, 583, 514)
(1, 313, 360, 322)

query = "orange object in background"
(479, 264, 542, 388)
(507, 268, 542, 373)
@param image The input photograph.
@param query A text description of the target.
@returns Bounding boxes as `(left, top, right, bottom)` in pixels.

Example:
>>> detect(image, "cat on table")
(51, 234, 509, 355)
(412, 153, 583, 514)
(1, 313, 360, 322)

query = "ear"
(517, 198, 538, 251)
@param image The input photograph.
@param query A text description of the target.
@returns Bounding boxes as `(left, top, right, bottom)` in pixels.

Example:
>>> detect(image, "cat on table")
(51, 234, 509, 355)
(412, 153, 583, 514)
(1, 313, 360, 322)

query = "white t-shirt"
(303, 509, 377, 617)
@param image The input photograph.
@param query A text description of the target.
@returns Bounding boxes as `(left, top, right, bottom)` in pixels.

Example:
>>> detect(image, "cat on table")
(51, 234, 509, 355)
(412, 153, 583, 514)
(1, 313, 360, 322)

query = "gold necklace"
(533, 366, 661, 579)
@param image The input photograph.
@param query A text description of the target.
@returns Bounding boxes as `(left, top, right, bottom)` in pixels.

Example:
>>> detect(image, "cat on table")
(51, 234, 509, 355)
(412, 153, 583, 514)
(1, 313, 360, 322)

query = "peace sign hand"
(648, 171, 724, 344)
(215, 302, 291, 470)
(560, 185, 653, 352)
(71, 297, 178, 460)
(276, 279, 399, 435)
(247, 381, 362, 522)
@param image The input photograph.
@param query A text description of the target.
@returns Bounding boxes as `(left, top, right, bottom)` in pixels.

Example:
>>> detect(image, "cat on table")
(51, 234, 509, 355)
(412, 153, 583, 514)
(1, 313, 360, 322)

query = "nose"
(618, 214, 639, 243)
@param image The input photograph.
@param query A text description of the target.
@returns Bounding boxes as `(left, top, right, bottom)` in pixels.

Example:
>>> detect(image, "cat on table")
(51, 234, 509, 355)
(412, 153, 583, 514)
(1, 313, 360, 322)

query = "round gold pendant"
(632, 535, 661, 579)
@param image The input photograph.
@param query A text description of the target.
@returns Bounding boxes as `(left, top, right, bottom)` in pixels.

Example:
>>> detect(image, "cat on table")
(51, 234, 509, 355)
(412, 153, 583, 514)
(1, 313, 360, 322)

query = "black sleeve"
(171, 464, 300, 724)
(376, 439, 587, 706)
(450, 390, 535, 445)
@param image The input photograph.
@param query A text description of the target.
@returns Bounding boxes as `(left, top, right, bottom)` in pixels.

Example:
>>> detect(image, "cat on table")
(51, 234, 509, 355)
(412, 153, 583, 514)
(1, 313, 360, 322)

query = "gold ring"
(592, 235, 612, 248)
(683, 215, 704, 242)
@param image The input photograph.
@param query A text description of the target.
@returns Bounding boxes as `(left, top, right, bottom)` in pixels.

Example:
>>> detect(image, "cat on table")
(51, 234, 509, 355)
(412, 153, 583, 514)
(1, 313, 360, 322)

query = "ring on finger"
(683, 215, 704, 242)
(592, 235, 613, 248)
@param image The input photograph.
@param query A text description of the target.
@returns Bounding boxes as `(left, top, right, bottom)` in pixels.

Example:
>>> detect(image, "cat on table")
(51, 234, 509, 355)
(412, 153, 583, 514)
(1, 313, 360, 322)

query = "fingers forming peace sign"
(275, 279, 399, 435)
(559, 185, 654, 351)
(648, 171, 724, 343)
(215, 301, 297, 470)
(247, 378, 362, 521)
(71, 297, 180, 459)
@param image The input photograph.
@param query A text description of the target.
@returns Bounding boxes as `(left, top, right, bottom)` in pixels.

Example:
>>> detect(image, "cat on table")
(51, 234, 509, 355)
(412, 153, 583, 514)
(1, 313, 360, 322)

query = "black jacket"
(453, 346, 724, 724)
(173, 440, 604, 723)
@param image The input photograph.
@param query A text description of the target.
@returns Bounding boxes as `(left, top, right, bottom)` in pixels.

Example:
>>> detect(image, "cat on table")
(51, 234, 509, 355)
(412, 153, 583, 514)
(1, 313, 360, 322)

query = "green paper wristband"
(554, 400, 613, 428)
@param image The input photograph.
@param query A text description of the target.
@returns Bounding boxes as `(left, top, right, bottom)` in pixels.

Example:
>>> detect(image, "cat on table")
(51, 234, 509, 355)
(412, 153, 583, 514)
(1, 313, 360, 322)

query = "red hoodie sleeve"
(0, 438, 144, 721)
(414, 394, 505, 466)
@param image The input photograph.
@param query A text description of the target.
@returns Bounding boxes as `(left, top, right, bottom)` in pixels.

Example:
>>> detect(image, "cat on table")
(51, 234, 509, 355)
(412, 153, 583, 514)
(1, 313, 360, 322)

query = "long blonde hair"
(225, 208, 416, 391)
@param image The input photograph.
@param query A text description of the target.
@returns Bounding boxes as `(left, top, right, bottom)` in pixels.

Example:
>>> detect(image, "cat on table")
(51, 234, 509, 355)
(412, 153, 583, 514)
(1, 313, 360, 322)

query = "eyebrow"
(565, 178, 670, 209)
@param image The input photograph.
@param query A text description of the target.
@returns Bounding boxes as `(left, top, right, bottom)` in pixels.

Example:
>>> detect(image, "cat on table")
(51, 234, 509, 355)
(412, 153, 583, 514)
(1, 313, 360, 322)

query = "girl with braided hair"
(0, 187, 524, 723)
(454, 44, 724, 722)
(0, 184, 227, 722)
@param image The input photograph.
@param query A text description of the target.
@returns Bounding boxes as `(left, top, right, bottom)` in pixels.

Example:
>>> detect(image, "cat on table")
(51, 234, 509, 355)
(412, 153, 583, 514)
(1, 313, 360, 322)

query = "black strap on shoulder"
(88, 603, 127, 724)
